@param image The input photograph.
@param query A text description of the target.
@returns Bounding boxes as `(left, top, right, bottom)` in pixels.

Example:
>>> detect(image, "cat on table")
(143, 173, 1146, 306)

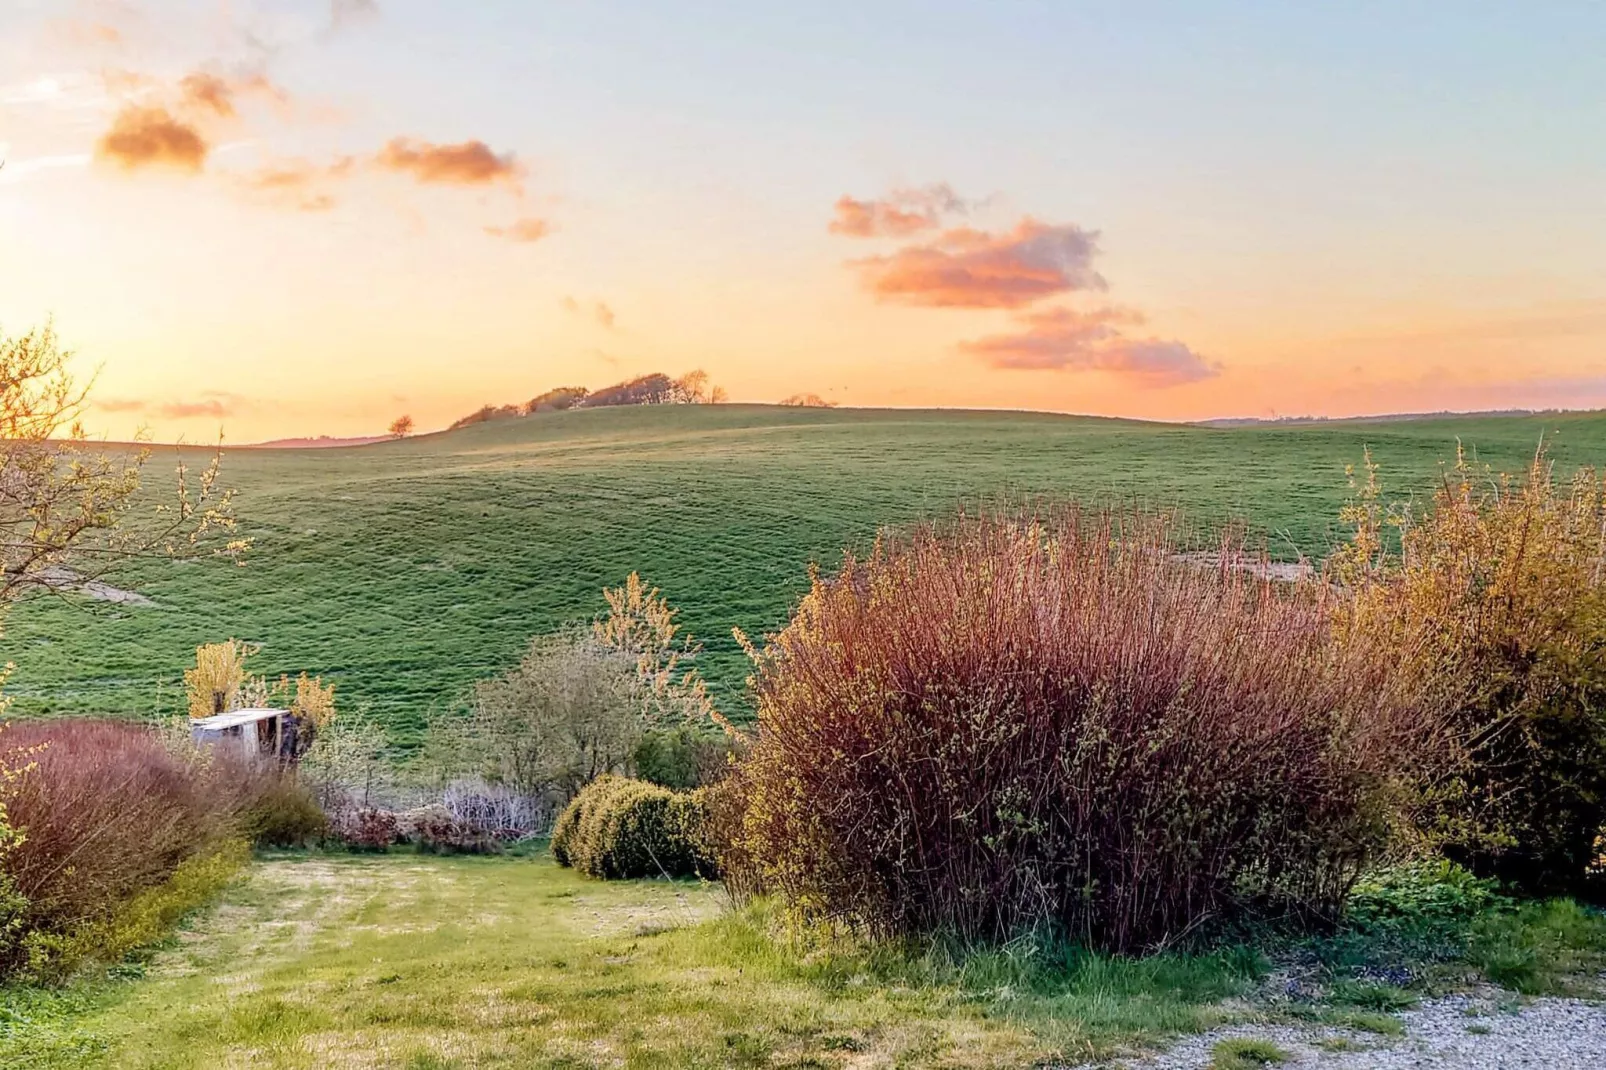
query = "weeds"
(1211, 1038, 1290, 1069)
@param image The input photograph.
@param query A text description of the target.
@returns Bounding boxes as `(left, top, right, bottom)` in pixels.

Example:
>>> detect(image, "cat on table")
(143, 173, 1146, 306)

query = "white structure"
(190, 707, 293, 761)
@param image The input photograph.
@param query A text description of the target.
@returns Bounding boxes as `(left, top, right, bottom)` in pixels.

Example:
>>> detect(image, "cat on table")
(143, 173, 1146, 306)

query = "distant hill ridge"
(1197, 408, 1601, 428)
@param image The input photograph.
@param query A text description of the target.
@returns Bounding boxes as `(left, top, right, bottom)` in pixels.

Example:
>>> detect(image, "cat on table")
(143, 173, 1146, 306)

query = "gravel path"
(1084, 991, 1606, 1069)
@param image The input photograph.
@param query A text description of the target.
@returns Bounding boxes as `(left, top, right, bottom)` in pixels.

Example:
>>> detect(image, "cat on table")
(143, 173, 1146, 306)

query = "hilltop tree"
(0, 323, 243, 611)
(388, 414, 414, 438)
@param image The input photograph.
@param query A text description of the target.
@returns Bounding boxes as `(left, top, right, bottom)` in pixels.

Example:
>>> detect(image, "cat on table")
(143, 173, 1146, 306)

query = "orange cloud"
(829, 183, 968, 238)
(177, 70, 289, 118)
(94, 106, 208, 172)
(179, 72, 236, 117)
(960, 306, 1219, 387)
(376, 138, 523, 188)
(850, 218, 1105, 309)
(241, 157, 355, 210)
(484, 217, 551, 242)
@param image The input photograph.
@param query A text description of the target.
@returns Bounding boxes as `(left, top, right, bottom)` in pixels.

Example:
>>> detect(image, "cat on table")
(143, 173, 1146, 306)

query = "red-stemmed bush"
(0, 721, 245, 943)
(718, 509, 1439, 952)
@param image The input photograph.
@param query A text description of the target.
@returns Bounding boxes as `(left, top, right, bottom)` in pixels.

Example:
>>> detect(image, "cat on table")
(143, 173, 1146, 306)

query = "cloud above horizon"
(94, 106, 209, 171)
(849, 218, 1105, 309)
(484, 217, 552, 242)
(561, 296, 617, 328)
(95, 393, 248, 419)
(331, 0, 380, 31)
(375, 137, 523, 189)
(178, 70, 287, 119)
(960, 306, 1219, 386)
(241, 156, 356, 210)
(832, 185, 1218, 386)
(829, 183, 970, 238)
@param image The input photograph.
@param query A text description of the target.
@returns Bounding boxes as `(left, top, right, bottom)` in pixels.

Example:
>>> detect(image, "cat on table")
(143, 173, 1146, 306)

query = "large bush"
(551, 775, 711, 879)
(1335, 449, 1606, 896)
(0, 720, 251, 977)
(718, 510, 1433, 952)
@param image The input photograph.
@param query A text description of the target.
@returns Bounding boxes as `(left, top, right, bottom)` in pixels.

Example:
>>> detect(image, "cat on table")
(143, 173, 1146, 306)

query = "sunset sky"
(2, 1, 1603, 442)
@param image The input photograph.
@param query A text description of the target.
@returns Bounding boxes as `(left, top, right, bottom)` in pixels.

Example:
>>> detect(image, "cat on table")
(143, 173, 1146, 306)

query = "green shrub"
(550, 774, 628, 867)
(238, 776, 329, 848)
(634, 726, 729, 791)
(1346, 861, 1509, 942)
(551, 776, 710, 879)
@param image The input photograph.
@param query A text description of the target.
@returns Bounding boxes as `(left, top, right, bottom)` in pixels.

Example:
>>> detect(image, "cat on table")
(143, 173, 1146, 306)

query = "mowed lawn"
(5, 405, 1604, 742)
(0, 853, 1188, 1069)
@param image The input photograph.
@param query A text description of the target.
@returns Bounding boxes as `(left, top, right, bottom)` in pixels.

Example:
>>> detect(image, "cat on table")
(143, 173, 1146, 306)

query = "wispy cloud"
(178, 70, 287, 119)
(959, 306, 1219, 387)
(239, 156, 355, 210)
(94, 106, 209, 172)
(95, 398, 150, 414)
(158, 398, 235, 419)
(829, 183, 970, 238)
(484, 217, 552, 242)
(561, 296, 617, 329)
(330, 0, 379, 31)
(95, 392, 251, 419)
(849, 218, 1105, 309)
(375, 137, 523, 189)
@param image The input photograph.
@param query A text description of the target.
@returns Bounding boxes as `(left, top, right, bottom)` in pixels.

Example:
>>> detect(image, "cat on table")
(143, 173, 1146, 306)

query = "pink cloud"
(829, 183, 969, 238)
(960, 306, 1219, 387)
(850, 218, 1105, 309)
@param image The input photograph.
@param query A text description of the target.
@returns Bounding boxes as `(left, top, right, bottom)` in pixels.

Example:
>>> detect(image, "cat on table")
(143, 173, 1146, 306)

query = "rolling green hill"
(4, 404, 1603, 744)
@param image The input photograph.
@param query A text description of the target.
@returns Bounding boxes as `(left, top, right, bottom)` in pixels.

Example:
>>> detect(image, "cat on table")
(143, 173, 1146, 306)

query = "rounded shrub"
(551, 776, 711, 879)
(238, 774, 329, 848)
(718, 509, 1435, 952)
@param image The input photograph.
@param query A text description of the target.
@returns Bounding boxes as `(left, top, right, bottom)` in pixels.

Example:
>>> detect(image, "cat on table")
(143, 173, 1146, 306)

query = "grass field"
(0, 852, 1270, 1068)
(4, 404, 1605, 743)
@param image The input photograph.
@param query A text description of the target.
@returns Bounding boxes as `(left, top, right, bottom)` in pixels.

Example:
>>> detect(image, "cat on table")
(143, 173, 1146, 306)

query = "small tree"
(0, 323, 243, 609)
(594, 572, 719, 727)
(437, 632, 647, 800)
(183, 639, 257, 718)
(285, 672, 337, 728)
(388, 414, 414, 438)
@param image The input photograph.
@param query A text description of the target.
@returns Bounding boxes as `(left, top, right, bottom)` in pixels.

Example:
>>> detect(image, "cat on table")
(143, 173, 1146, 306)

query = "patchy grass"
(1210, 1037, 1290, 1069)
(4, 852, 1604, 1068)
(0, 854, 1269, 1069)
(5, 405, 1604, 742)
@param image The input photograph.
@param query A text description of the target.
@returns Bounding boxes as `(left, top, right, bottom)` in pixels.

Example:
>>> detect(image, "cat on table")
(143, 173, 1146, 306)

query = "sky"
(1, 0, 1603, 442)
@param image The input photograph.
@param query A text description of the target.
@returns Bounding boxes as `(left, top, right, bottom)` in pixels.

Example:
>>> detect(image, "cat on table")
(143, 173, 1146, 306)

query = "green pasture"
(4, 405, 1603, 743)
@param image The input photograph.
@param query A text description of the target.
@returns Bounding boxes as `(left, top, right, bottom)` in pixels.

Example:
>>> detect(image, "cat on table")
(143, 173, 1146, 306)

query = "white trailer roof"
(190, 707, 289, 731)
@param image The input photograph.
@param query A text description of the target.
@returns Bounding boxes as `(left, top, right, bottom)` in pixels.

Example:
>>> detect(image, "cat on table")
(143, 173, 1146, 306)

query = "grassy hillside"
(4, 404, 1603, 744)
